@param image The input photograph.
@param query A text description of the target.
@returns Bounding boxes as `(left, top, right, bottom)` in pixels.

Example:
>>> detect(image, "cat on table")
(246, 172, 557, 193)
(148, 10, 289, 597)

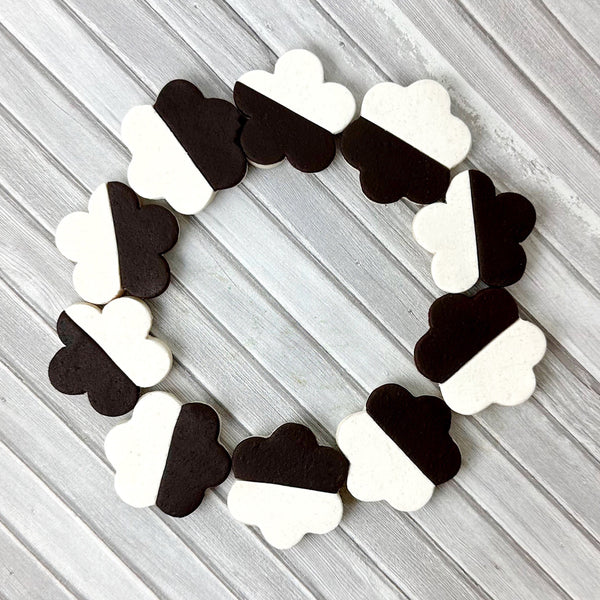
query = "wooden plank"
(0, 74, 592, 600)
(0, 202, 403, 600)
(0, 438, 160, 600)
(243, 0, 600, 453)
(542, 0, 600, 65)
(455, 0, 600, 154)
(0, 520, 76, 600)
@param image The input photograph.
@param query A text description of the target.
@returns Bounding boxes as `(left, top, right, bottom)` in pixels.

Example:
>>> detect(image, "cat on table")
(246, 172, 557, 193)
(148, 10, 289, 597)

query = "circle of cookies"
(49, 49, 546, 549)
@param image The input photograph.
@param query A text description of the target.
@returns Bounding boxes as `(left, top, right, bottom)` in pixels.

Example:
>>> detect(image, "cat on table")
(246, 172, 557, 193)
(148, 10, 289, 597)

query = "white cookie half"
(227, 480, 343, 549)
(105, 391, 181, 508)
(55, 184, 121, 304)
(440, 318, 547, 414)
(65, 297, 172, 388)
(122, 105, 215, 215)
(412, 170, 479, 293)
(237, 49, 356, 134)
(361, 80, 471, 169)
(336, 411, 434, 511)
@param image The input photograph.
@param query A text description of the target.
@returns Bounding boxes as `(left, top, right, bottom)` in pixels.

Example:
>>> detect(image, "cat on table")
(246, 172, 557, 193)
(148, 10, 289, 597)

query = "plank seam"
(536, 0, 600, 65)
(467, 417, 600, 551)
(448, 481, 573, 600)
(535, 0, 600, 70)
(0, 283, 241, 600)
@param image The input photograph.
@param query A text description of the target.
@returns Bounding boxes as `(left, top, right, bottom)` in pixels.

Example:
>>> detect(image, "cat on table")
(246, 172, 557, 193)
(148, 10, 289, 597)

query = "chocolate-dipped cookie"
(105, 391, 231, 517)
(228, 423, 349, 549)
(337, 384, 460, 511)
(341, 80, 471, 205)
(55, 182, 179, 305)
(122, 80, 247, 214)
(234, 49, 355, 172)
(414, 289, 546, 415)
(48, 297, 172, 416)
(413, 170, 536, 292)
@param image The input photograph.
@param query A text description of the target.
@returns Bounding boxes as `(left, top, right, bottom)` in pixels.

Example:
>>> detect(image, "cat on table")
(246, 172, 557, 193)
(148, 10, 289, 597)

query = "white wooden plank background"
(0, 0, 598, 598)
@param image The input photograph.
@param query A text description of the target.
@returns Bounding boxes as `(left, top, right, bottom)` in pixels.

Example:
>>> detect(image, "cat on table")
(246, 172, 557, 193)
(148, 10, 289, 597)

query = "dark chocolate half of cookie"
(232, 423, 349, 493)
(341, 116, 450, 205)
(48, 312, 139, 416)
(234, 82, 337, 173)
(154, 80, 247, 190)
(366, 384, 461, 485)
(156, 402, 231, 517)
(107, 182, 179, 299)
(469, 170, 536, 288)
(414, 288, 520, 383)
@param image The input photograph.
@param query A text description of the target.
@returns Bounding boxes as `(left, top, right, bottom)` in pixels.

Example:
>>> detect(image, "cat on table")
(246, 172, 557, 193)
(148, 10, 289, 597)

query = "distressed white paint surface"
(0, 0, 598, 599)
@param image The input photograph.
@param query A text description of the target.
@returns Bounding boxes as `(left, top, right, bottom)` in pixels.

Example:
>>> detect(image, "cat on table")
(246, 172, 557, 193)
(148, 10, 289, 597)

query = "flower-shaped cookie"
(413, 170, 536, 292)
(414, 289, 546, 414)
(122, 80, 247, 214)
(48, 297, 172, 416)
(337, 384, 461, 511)
(105, 391, 231, 517)
(341, 80, 471, 204)
(234, 49, 356, 172)
(55, 182, 179, 304)
(228, 423, 349, 549)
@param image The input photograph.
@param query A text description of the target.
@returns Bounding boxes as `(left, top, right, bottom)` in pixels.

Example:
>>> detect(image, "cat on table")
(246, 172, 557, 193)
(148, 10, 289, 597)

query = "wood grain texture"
(0, 0, 598, 598)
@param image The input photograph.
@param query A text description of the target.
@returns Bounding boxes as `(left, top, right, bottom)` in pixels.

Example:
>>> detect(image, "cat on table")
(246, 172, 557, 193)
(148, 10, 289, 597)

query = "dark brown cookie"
(341, 116, 450, 204)
(469, 170, 536, 287)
